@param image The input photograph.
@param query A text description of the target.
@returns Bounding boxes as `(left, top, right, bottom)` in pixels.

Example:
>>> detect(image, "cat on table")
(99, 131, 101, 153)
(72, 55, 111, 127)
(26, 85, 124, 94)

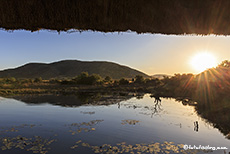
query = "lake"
(0, 94, 229, 154)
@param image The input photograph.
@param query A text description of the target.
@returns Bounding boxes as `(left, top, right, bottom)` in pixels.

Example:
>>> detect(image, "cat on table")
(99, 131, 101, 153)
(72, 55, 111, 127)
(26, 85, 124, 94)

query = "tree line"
(0, 72, 163, 88)
(1, 60, 230, 104)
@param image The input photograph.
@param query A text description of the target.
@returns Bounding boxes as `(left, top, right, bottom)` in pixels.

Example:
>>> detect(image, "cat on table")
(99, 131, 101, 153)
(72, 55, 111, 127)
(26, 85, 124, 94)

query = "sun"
(190, 52, 217, 73)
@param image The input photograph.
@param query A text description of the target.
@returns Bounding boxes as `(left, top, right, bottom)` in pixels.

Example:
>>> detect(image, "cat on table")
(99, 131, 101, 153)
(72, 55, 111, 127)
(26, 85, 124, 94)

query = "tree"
(145, 78, 162, 86)
(20, 78, 33, 84)
(49, 78, 60, 84)
(113, 80, 119, 85)
(79, 72, 89, 78)
(119, 78, 129, 85)
(34, 77, 42, 83)
(218, 60, 230, 68)
(72, 72, 89, 84)
(134, 75, 144, 83)
(6, 77, 16, 83)
(73, 72, 102, 85)
(88, 74, 102, 85)
(104, 76, 112, 83)
(73, 72, 89, 81)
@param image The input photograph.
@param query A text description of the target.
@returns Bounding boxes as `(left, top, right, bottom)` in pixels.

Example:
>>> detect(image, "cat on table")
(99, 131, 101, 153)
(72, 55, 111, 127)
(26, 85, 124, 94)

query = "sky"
(0, 30, 230, 75)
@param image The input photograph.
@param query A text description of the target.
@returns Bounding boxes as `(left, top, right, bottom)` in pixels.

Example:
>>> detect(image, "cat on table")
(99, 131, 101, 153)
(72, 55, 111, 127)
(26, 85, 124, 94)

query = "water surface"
(0, 94, 229, 154)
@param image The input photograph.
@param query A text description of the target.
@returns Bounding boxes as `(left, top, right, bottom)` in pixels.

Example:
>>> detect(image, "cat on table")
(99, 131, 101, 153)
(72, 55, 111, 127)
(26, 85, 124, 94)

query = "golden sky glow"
(1, 31, 230, 75)
(189, 52, 218, 73)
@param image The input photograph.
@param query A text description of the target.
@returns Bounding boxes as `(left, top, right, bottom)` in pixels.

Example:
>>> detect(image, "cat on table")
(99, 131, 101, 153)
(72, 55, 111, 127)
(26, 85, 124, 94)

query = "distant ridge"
(152, 74, 171, 79)
(0, 60, 149, 79)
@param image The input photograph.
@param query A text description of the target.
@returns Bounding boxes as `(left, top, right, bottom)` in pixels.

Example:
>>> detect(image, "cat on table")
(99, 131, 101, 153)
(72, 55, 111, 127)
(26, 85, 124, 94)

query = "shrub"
(134, 75, 144, 83)
(6, 77, 17, 83)
(119, 78, 129, 85)
(104, 76, 112, 83)
(34, 77, 42, 83)
(73, 72, 102, 85)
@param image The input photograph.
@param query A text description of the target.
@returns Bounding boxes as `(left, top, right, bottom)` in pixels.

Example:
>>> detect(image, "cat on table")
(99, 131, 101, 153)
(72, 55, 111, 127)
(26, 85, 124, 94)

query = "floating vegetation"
(0, 124, 41, 135)
(70, 140, 82, 149)
(0, 135, 56, 154)
(70, 141, 209, 154)
(67, 120, 104, 135)
(0, 127, 18, 134)
(121, 120, 140, 125)
(80, 111, 95, 115)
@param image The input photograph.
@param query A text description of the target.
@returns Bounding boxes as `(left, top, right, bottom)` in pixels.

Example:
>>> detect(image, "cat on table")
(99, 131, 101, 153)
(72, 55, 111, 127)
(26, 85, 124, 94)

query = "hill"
(0, 60, 149, 79)
(152, 74, 171, 79)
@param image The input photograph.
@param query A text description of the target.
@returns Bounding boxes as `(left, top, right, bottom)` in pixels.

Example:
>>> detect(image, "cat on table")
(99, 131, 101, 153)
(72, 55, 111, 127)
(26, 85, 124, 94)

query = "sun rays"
(190, 52, 218, 73)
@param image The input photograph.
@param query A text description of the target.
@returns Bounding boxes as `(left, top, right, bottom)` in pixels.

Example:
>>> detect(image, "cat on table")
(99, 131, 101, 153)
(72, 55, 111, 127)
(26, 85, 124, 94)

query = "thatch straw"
(1, 0, 230, 35)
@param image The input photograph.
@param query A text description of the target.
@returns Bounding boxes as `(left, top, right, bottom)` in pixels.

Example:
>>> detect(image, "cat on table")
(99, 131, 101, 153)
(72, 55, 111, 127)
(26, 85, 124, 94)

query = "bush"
(145, 78, 162, 86)
(104, 76, 112, 83)
(49, 78, 61, 84)
(5, 77, 17, 83)
(34, 77, 42, 83)
(119, 78, 129, 85)
(20, 78, 33, 84)
(73, 72, 102, 85)
(87, 74, 102, 85)
(134, 75, 144, 83)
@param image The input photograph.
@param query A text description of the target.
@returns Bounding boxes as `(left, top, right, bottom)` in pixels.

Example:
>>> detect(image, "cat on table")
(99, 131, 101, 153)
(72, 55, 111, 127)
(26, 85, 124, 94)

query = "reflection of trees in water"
(13, 92, 134, 107)
(174, 97, 230, 139)
(150, 99, 163, 118)
(195, 101, 230, 140)
(122, 96, 163, 117)
(76, 92, 102, 103)
(194, 121, 199, 132)
(135, 93, 145, 99)
(11, 93, 230, 140)
(175, 98, 197, 106)
(121, 95, 230, 140)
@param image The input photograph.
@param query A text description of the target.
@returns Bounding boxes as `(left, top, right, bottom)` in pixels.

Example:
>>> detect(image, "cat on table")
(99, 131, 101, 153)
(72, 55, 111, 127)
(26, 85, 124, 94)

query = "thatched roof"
(1, 0, 230, 35)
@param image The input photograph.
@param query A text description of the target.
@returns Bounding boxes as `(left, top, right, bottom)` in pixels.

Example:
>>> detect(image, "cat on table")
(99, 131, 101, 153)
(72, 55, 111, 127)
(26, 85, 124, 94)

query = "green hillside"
(0, 60, 149, 79)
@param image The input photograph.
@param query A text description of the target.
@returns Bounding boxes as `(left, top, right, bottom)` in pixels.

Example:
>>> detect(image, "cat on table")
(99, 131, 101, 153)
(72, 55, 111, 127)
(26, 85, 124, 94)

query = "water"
(0, 94, 229, 154)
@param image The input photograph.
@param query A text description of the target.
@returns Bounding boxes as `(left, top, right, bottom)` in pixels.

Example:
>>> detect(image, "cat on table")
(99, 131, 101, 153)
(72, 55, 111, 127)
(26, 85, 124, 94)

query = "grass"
(0, 81, 154, 97)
